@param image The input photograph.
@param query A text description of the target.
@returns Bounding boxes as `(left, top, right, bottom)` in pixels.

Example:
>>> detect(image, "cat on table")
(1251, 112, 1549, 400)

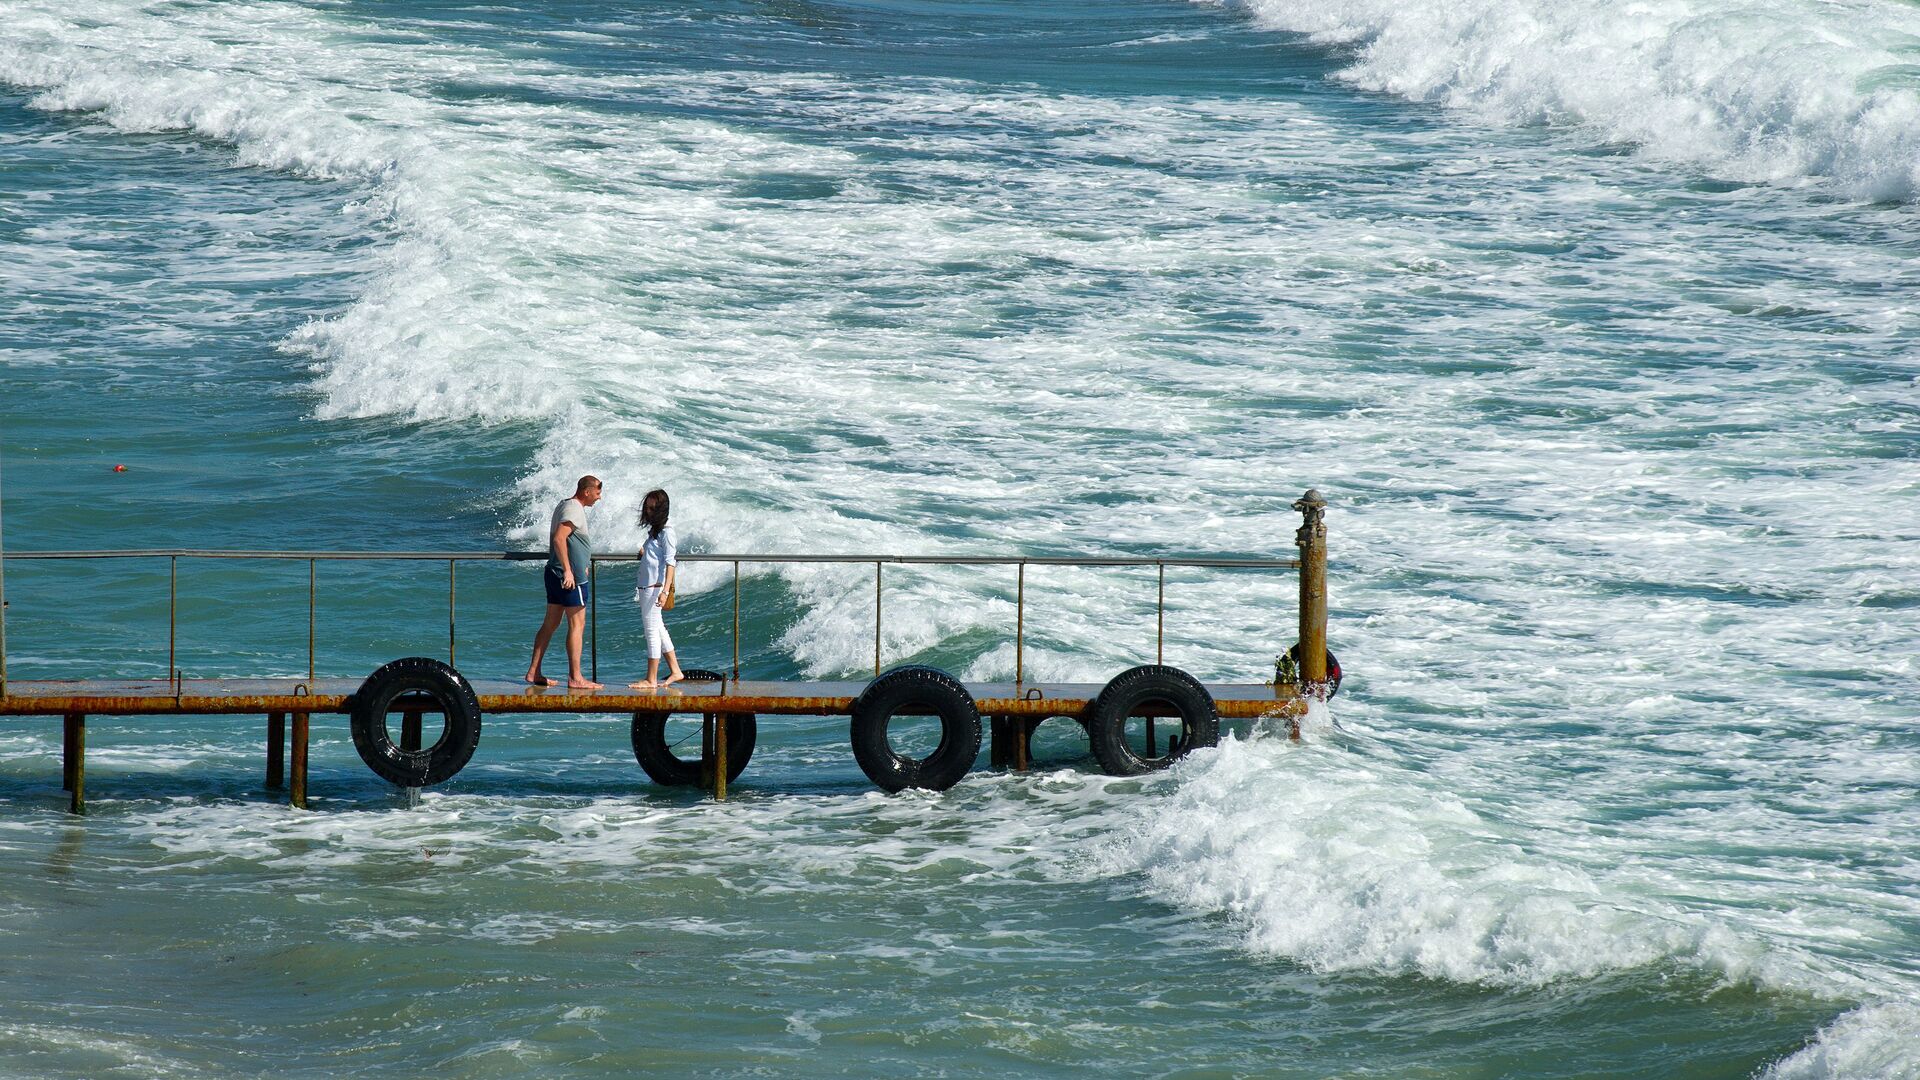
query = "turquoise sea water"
(3, 1, 1918, 1076)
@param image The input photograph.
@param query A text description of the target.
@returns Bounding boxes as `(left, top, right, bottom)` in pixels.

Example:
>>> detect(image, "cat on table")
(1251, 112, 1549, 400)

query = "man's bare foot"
(627, 680, 658, 690)
(524, 673, 550, 687)
(567, 677, 603, 690)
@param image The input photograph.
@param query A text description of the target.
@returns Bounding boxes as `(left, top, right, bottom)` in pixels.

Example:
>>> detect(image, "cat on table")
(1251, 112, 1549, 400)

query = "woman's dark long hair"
(641, 488, 670, 540)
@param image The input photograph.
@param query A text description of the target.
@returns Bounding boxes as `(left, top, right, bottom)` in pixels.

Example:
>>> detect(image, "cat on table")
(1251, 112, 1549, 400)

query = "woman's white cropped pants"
(637, 585, 675, 660)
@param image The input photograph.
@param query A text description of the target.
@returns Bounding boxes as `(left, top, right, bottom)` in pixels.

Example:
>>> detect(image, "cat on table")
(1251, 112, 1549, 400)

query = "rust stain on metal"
(2, 677, 1305, 720)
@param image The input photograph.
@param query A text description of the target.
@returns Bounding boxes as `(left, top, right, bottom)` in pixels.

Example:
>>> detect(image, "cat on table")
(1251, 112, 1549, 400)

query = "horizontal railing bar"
(673, 554, 1299, 568)
(4, 550, 1300, 569)
(2, 550, 547, 561)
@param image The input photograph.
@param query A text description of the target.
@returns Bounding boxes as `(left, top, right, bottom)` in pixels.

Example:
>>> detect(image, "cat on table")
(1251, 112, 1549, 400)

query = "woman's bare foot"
(524, 673, 550, 687)
(566, 677, 603, 690)
(661, 669, 684, 687)
(627, 680, 658, 690)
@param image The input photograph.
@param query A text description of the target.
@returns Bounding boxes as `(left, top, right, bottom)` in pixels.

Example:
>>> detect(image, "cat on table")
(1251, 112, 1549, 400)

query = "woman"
(629, 488, 686, 689)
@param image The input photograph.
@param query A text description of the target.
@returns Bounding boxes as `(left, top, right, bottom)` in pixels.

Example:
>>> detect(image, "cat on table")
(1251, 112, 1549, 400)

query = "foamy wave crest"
(1235, 0, 1920, 199)
(1099, 732, 1805, 988)
(0, 4, 556, 423)
(0, 8, 415, 179)
(1765, 1003, 1920, 1080)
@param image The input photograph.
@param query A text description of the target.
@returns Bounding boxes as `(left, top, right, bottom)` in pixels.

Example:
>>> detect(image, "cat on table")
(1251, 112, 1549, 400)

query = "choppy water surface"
(2, 1, 1917, 1076)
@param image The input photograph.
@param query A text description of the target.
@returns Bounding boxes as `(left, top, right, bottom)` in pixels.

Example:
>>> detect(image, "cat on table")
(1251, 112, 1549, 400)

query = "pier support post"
(289, 712, 309, 810)
(401, 708, 423, 753)
(1294, 489, 1330, 706)
(699, 715, 715, 790)
(62, 713, 77, 791)
(989, 716, 1034, 772)
(266, 712, 285, 789)
(713, 713, 728, 802)
(65, 714, 85, 815)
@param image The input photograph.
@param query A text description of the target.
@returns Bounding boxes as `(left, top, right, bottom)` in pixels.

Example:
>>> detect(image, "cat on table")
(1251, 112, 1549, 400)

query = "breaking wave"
(1235, 0, 1920, 200)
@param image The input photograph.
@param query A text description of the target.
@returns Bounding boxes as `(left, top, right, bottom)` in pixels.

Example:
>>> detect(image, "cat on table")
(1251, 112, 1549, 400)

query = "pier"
(0, 492, 1333, 812)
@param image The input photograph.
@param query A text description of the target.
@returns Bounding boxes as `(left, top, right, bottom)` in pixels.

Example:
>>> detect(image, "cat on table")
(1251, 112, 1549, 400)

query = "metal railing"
(0, 548, 1302, 688)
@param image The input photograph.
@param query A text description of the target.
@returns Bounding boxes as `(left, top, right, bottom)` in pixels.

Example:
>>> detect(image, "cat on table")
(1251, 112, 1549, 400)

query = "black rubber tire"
(1287, 643, 1344, 698)
(630, 668, 756, 787)
(1087, 665, 1218, 777)
(849, 665, 981, 793)
(349, 657, 483, 787)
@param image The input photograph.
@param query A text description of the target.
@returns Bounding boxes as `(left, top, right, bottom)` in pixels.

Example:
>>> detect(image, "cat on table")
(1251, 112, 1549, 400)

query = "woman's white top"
(636, 525, 677, 592)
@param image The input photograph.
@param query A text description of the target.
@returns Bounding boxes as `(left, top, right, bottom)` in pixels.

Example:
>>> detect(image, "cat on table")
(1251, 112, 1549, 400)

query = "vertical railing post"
(1156, 561, 1165, 665)
(731, 560, 741, 682)
(307, 559, 316, 682)
(589, 560, 598, 682)
(168, 555, 177, 681)
(0, 451, 8, 700)
(873, 561, 882, 677)
(1294, 489, 1329, 698)
(448, 560, 456, 667)
(1015, 562, 1025, 686)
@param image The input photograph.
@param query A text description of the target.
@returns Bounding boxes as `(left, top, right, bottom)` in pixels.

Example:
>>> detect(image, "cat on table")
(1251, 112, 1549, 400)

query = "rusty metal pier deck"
(0, 492, 1334, 813)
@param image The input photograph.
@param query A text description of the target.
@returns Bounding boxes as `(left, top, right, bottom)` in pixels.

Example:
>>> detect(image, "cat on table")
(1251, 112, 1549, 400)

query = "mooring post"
(1294, 489, 1330, 703)
(266, 711, 285, 788)
(713, 713, 728, 802)
(67, 714, 85, 816)
(289, 711, 309, 810)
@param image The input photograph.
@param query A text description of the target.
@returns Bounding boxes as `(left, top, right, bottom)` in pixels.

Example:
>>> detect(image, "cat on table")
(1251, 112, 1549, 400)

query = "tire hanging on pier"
(1087, 665, 1218, 777)
(349, 657, 483, 787)
(849, 665, 982, 793)
(1287, 642, 1343, 698)
(630, 669, 756, 786)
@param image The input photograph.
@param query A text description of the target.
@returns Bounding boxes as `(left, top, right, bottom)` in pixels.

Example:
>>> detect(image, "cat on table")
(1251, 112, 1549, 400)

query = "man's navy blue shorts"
(545, 564, 590, 608)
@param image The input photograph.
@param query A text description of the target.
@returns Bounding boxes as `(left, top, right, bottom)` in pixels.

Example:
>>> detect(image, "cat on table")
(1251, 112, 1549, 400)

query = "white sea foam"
(1765, 1003, 1920, 1080)
(1233, 0, 1920, 199)
(1099, 730, 1865, 990)
(5, 4, 1919, 1072)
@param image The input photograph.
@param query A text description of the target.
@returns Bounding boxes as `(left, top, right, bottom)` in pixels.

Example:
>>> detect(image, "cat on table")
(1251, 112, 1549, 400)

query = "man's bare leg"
(525, 604, 565, 685)
(564, 608, 601, 689)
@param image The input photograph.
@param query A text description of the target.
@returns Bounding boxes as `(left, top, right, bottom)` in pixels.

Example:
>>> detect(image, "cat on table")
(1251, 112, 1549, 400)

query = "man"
(525, 475, 604, 690)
